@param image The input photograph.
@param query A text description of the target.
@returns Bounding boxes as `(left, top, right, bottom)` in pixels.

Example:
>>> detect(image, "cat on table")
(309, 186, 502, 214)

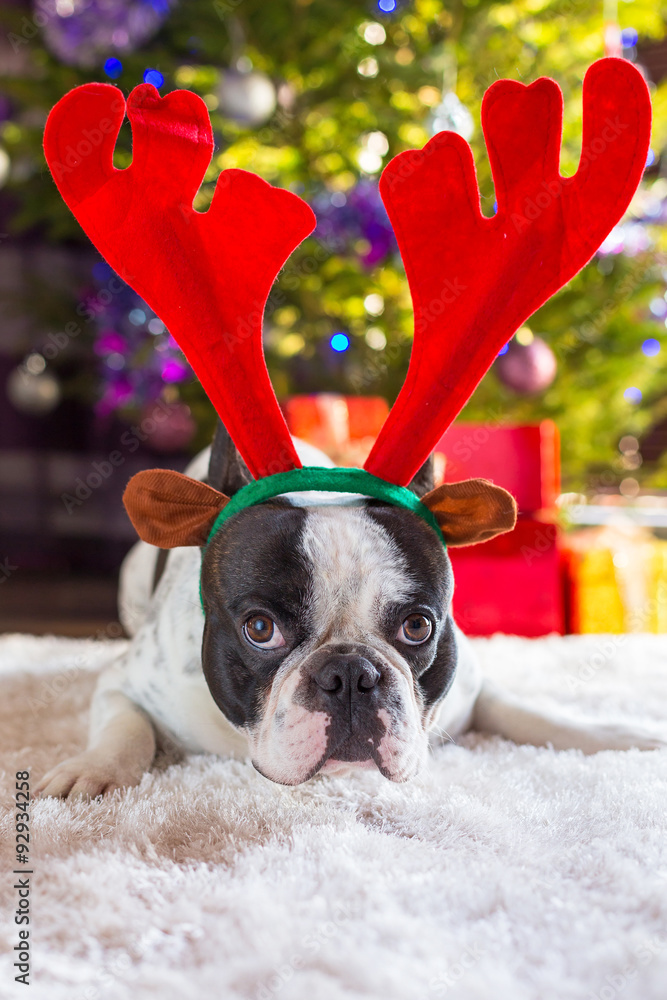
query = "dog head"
(125, 424, 515, 786)
(200, 491, 455, 786)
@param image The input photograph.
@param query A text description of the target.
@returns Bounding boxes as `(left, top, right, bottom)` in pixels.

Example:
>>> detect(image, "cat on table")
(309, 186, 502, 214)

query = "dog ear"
(421, 478, 517, 546)
(208, 419, 253, 496)
(405, 455, 435, 498)
(123, 469, 230, 548)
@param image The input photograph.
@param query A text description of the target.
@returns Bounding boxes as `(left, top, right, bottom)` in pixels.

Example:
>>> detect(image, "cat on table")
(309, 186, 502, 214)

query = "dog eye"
(243, 615, 285, 649)
(397, 614, 432, 645)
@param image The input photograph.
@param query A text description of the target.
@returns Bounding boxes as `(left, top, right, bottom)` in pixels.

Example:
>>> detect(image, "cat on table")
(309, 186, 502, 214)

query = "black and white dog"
(36, 423, 666, 799)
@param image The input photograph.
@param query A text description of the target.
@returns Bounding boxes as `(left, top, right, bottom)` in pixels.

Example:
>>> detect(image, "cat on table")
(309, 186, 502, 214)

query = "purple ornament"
(88, 267, 193, 415)
(495, 337, 557, 395)
(314, 181, 397, 269)
(94, 328, 127, 355)
(160, 358, 190, 383)
(95, 376, 134, 415)
(39, 0, 171, 69)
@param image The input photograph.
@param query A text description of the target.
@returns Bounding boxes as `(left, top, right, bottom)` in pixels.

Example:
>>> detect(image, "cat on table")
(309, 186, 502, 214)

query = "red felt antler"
(44, 83, 316, 479)
(364, 58, 651, 486)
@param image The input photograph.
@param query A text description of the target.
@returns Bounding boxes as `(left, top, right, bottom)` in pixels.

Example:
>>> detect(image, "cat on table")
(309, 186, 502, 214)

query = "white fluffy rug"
(1, 632, 667, 1000)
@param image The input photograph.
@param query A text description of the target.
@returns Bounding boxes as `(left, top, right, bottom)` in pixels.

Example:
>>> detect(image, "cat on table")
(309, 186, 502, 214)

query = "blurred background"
(0, 0, 666, 636)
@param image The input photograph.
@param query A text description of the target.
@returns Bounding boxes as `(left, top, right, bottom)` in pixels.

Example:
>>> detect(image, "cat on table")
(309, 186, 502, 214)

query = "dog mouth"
(248, 653, 427, 785)
(319, 750, 411, 782)
(251, 734, 379, 785)
(252, 750, 387, 785)
(323, 730, 412, 781)
(319, 757, 378, 776)
(318, 731, 379, 777)
(252, 728, 420, 785)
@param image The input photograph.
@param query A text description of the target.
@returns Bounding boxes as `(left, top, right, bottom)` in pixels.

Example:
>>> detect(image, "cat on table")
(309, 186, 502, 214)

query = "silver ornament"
(7, 364, 61, 415)
(429, 92, 474, 141)
(218, 69, 277, 127)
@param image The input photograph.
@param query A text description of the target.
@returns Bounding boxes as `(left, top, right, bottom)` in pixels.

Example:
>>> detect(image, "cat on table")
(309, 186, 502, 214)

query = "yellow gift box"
(565, 527, 667, 633)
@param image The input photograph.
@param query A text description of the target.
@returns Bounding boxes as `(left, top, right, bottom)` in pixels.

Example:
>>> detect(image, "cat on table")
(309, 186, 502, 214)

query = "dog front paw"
(35, 752, 145, 800)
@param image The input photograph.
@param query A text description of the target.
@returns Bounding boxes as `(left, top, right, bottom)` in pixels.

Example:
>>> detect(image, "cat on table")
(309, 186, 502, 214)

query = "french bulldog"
(36, 422, 666, 799)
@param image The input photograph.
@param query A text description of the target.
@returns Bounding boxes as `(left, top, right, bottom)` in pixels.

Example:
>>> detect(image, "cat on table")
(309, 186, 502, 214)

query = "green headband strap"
(205, 466, 446, 548)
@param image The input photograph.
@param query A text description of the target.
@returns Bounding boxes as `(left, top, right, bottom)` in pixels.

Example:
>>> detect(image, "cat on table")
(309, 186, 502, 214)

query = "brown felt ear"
(421, 478, 517, 547)
(123, 469, 230, 548)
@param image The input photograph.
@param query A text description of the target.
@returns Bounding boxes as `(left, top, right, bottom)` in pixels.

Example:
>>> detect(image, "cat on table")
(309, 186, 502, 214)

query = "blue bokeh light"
(624, 387, 642, 404)
(103, 57, 123, 80)
(330, 333, 350, 353)
(642, 338, 661, 357)
(143, 68, 164, 88)
(497, 342, 510, 356)
(92, 261, 113, 281)
(645, 149, 656, 169)
(378, 0, 397, 11)
(621, 28, 638, 47)
(129, 309, 147, 327)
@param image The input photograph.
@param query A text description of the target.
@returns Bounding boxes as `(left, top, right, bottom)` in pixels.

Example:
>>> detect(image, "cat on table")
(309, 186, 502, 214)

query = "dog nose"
(312, 654, 380, 700)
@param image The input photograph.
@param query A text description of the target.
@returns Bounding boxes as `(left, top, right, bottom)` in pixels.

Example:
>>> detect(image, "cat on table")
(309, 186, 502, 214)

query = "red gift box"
(440, 422, 564, 635)
(435, 421, 560, 514)
(449, 518, 565, 636)
(282, 395, 390, 466)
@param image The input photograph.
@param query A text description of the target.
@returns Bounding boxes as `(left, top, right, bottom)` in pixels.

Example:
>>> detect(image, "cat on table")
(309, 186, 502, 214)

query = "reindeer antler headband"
(43, 58, 650, 552)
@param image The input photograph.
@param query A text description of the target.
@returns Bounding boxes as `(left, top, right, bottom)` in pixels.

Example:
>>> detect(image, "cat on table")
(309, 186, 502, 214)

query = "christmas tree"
(0, 0, 666, 491)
